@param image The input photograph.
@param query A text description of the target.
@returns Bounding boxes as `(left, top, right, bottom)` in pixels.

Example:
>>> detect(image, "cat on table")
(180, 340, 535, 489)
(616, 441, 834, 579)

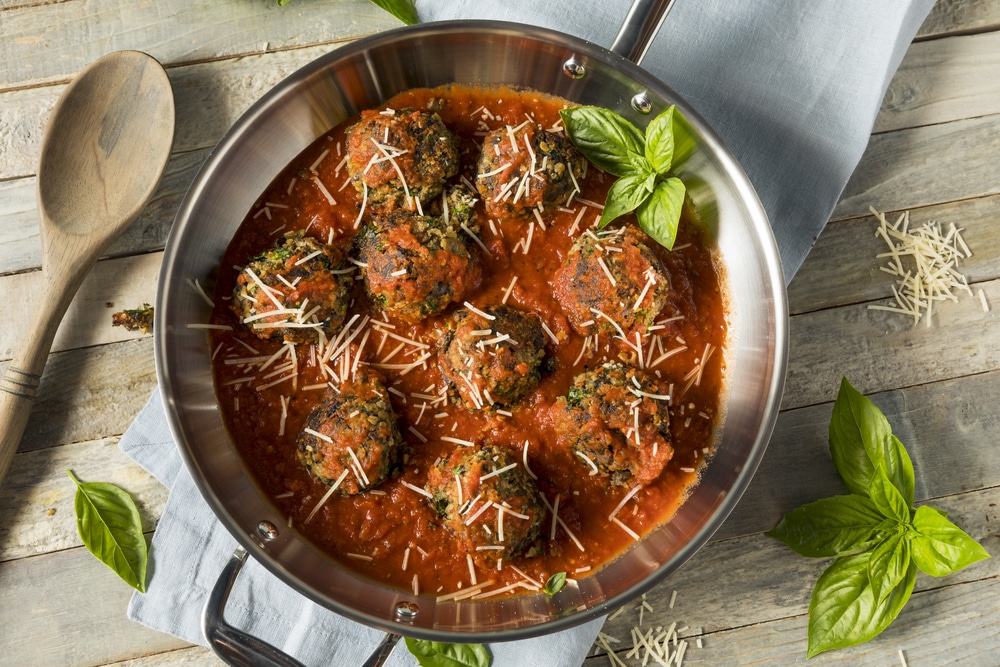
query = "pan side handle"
(609, 0, 678, 65)
(203, 546, 399, 667)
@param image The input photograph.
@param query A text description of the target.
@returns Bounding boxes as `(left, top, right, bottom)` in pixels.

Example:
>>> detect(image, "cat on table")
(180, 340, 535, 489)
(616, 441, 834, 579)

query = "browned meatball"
(475, 123, 586, 220)
(426, 445, 544, 562)
(550, 362, 673, 488)
(346, 108, 459, 212)
(438, 305, 547, 410)
(296, 368, 405, 496)
(357, 187, 482, 322)
(552, 226, 670, 339)
(231, 232, 352, 344)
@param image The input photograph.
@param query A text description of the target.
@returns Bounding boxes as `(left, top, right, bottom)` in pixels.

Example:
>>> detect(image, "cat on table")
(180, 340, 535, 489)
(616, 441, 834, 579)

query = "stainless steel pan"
(156, 0, 787, 658)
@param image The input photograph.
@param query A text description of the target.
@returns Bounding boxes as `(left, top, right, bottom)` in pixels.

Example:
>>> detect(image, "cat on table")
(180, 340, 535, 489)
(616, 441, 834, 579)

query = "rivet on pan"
(631, 93, 653, 114)
(395, 601, 420, 620)
(562, 57, 586, 79)
(257, 520, 279, 541)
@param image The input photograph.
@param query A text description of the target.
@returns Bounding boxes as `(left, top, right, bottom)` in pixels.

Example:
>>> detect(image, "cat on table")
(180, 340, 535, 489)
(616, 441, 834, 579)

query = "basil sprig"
(68, 470, 148, 592)
(559, 105, 687, 250)
(276, 0, 419, 24)
(366, 0, 418, 24)
(404, 638, 491, 667)
(768, 379, 990, 657)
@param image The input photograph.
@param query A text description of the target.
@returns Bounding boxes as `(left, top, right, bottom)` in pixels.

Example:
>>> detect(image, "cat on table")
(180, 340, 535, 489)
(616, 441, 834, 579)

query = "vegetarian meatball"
(296, 368, 405, 496)
(438, 305, 547, 410)
(357, 186, 483, 322)
(476, 123, 586, 220)
(231, 232, 352, 344)
(550, 362, 673, 488)
(426, 444, 544, 561)
(552, 226, 670, 339)
(346, 107, 460, 212)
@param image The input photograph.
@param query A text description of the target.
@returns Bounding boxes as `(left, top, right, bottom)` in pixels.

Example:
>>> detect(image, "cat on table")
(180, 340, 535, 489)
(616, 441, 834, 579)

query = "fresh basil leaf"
(868, 466, 911, 523)
(767, 494, 886, 558)
(404, 638, 491, 667)
(560, 107, 645, 177)
(67, 470, 148, 593)
(867, 528, 910, 605)
(367, 0, 419, 24)
(885, 435, 915, 508)
(909, 505, 991, 576)
(627, 151, 654, 176)
(829, 378, 914, 505)
(807, 553, 916, 658)
(599, 172, 654, 228)
(644, 106, 676, 175)
(636, 177, 685, 250)
(544, 571, 567, 597)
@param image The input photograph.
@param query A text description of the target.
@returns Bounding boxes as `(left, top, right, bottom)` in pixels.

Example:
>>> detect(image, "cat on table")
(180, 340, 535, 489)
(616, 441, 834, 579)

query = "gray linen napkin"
(120, 0, 935, 664)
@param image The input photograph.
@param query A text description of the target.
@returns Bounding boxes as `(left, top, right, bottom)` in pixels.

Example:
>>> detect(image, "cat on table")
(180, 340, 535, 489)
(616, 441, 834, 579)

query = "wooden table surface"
(2, 0, 999, 665)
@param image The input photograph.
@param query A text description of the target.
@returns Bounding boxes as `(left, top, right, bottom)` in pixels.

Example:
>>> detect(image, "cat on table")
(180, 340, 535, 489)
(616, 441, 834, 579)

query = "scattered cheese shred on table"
(867, 206, 976, 326)
(595, 591, 703, 666)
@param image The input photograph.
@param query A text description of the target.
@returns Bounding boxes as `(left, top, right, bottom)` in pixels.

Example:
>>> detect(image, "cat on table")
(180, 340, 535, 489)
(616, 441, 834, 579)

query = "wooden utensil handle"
(0, 271, 81, 486)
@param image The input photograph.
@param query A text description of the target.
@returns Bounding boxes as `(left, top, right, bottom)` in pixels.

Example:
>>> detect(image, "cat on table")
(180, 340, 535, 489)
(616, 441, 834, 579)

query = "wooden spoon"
(0, 51, 175, 486)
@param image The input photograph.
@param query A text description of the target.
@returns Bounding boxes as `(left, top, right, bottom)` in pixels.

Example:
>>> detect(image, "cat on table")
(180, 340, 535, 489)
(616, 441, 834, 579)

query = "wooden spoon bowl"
(0, 51, 175, 486)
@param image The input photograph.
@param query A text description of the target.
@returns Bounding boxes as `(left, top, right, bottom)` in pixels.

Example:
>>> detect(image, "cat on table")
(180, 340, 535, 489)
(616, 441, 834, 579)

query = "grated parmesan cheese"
(868, 207, 976, 326)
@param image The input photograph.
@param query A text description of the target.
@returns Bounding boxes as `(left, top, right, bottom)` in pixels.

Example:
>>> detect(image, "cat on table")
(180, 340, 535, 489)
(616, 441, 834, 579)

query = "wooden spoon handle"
(0, 272, 81, 486)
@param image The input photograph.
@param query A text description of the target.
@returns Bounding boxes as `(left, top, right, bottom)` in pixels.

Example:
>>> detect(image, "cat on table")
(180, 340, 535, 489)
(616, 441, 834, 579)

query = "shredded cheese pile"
(594, 592, 703, 667)
(868, 206, 988, 325)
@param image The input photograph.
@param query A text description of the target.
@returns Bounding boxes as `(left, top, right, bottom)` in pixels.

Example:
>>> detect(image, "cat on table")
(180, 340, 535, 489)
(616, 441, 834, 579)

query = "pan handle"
(203, 546, 399, 667)
(609, 0, 678, 65)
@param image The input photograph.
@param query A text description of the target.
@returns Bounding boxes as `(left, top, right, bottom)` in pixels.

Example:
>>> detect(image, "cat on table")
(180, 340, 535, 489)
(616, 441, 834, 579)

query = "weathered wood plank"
(0, 337, 157, 454)
(0, 546, 189, 667)
(789, 194, 1000, 315)
(5, 480, 993, 667)
(0, 43, 341, 182)
(719, 366, 1000, 541)
(0, 436, 168, 563)
(101, 646, 222, 667)
(591, 485, 1000, 664)
(0, 0, 399, 90)
(588, 576, 1000, 666)
(918, 0, 1000, 39)
(0, 147, 205, 276)
(834, 113, 1000, 221)
(0, 252, 160, 362)
(876, 31, 1000, 133)
(3, 1, 997, 183)
(7, 20, 999, 183)
(784, 277, 999, 411)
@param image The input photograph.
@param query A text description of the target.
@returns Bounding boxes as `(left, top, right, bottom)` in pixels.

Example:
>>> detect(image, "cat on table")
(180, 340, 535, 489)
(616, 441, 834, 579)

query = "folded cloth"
(121, 0, 935, 664)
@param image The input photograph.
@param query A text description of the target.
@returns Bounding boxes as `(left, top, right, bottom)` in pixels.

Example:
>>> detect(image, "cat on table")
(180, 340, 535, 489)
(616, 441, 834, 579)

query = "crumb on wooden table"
(112, 304, 155, 334)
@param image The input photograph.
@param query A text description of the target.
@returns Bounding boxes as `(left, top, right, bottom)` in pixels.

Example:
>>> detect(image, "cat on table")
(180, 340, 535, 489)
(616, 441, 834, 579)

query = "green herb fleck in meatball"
(296, 368, 405, 496)
(551, 362, 673, 488)
(346, 107, 459, 212)
(426, 444, 545, 563)
(358, 186, 482, 322)
(476, 123, 586, 220)
(552, 226, 670, 339)
(231, 232, 353, 344)
(438, 305, 548, 410)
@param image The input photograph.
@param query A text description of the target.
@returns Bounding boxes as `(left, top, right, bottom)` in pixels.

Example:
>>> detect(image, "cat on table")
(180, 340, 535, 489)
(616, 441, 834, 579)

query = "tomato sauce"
(207, 85, 728, 599)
